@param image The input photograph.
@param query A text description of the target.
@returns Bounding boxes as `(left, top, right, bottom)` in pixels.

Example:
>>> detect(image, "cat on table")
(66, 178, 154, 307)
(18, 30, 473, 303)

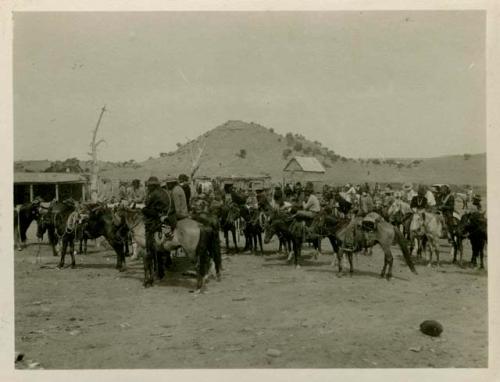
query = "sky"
(13, 11, 485, 162)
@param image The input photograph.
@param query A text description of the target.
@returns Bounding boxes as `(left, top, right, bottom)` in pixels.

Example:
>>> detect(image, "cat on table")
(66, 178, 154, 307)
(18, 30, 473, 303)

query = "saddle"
(361, 213, 381, 232)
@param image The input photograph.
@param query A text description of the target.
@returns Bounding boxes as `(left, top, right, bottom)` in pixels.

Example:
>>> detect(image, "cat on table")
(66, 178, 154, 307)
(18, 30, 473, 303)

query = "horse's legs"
(257, 232, 263, 254)
(69, 238, 76, 268)
(347, 251, 354, 275)
(479, 240, 485, 269)
(336, 248, 343, 274)
(83, 237, 88, 255)
(196, 230, 211, 292)
(232, 228, 239, 252)
(211, 230, 222, 280)
(58, 236, 68, 269)
(381, 245, 393, 280)
(223, 230, 230, 252)
(48, 228, 59, 257)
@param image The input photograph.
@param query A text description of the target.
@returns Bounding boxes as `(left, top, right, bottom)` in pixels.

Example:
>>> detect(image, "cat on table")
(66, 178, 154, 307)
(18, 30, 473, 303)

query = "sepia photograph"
(3, 4, 496, 376)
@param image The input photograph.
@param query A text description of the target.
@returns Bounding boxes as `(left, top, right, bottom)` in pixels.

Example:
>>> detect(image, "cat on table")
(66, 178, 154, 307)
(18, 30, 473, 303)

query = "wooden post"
(82, 183, 86, 202)
(29, 184, 34, 202)
(55, 184, 59, 201)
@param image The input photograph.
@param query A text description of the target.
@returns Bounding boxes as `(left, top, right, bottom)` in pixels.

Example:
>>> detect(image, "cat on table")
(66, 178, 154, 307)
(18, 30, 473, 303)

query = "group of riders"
(15, 174, 487, 284)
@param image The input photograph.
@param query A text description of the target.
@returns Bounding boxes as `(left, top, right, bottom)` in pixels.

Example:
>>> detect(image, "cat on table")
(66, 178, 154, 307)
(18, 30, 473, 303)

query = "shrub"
(302, 146, 312, 155)
(176, 142, 182, 148)
(372, 159, 381, 165)
(285, 133, 295, 146)
(282, 148, 292, 159)
(269, 128, 274, 133)
(237, 149, 247, 159)
(293, 142, 303, 152)
(464, 153, 471, 160)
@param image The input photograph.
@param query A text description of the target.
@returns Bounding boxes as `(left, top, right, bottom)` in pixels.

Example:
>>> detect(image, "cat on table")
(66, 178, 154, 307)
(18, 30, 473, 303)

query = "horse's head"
(263, 213, 280, 244)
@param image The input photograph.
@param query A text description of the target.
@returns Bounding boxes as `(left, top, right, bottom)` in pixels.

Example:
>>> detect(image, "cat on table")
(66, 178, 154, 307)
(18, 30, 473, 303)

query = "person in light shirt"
(295, 182, 321, 219)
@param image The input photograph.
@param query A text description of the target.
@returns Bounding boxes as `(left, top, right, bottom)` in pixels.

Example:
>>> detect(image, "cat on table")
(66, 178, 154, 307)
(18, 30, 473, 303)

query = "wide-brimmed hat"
(402, 183, 412, 191)
(178, 174, 189, 183)
(164, 176, 178, 184)
(472, 194, 482, 202)
(146, 176, 160, 186)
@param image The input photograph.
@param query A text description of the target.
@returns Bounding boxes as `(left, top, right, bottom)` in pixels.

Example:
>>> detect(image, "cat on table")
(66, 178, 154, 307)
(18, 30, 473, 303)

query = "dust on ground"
(15, 227, 487, 369)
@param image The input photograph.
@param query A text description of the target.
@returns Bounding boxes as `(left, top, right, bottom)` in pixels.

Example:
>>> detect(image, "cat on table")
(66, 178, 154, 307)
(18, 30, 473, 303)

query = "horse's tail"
(394, 226, 417, 274)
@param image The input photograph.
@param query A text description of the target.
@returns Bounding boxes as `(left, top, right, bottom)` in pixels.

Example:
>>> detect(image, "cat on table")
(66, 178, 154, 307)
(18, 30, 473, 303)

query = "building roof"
(14, 172, 88, 184)
(283, 156, 326, 173)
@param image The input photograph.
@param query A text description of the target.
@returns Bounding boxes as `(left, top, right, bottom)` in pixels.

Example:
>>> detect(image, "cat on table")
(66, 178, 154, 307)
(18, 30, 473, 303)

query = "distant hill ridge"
(15, 120, 486, 186)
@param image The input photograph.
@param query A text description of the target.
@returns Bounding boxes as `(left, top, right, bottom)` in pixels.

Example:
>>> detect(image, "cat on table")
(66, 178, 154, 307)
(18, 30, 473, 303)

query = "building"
(14, 172, 89, 205)
(283, 156, 326, 191)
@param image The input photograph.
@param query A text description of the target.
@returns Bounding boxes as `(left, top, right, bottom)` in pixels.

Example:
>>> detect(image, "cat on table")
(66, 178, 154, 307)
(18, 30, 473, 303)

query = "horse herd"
(13, 194, 487, 292)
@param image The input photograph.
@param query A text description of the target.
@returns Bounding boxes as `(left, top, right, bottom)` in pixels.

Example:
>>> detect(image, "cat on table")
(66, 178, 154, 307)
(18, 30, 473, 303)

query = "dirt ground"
(15, 225, 487, 369)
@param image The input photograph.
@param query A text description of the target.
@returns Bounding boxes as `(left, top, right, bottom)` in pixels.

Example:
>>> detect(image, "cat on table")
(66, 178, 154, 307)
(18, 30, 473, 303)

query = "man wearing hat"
(360, 190, 374, 215)
(402, 183, 417, 203)
(296, 182, 321, 219)
(127, 179, 145, 207)
(178, 174, 191, 210)
(165, 176, 189, 231)
(142, 176, 170, 269)
(410, 185, 428, 213)
(225, 183, 246, 206)
(438, 185, 455, 238)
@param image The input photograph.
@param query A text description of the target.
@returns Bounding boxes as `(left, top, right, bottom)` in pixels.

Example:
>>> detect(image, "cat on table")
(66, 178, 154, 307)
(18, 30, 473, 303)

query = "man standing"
(142, 176, 170, 277)
(360, 191, 374, 215)
(178, 174, 191, 210)
(128, 179, 145, 207)
(165, 177, 189, 231)
(439, 185, 455, 239)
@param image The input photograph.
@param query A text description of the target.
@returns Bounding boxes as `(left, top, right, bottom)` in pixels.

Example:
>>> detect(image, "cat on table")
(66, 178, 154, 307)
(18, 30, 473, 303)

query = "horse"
(122, 210, 221, 291)
(459, 212, 487, 269)
(409, 211, 443, 267)
(14, 201, 41, 251)
(76, 203, 129, 270)
(387, 200, 413, 239)
(336, 213, 417, 279)
(219, 202, 240, 253)
(264, 211, 305, 268)
(240, 206, 265, 255)
(38, 200, 78, 268)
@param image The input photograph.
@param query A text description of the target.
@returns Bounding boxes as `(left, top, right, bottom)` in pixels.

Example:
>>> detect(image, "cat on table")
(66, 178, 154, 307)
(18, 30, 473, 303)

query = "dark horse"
(219, 202, 240, 253)
(83, 204, 130, 271)
(459, 212, 487, 269)
(38, 200, 78, 268)
(14, 201, 41, 251)
(240, 206, 265, 255)
(263, 210, 326, 268)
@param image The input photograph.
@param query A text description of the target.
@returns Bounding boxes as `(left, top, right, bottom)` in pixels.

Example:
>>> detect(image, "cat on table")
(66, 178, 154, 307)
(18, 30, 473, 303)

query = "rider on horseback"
(410, 185, 428, 219)
(165, 176, 189, 231)
(438, 184, 455, 240)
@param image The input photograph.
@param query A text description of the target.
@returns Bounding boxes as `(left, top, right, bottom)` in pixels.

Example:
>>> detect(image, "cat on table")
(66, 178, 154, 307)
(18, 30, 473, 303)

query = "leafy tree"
(237, 149, 247, 159)
(282, 148, 292, 159)
(293, 142, 303, 152)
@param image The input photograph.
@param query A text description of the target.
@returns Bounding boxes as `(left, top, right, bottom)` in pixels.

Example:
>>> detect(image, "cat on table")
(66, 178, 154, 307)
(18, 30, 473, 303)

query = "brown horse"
(335, 213, 417, 279)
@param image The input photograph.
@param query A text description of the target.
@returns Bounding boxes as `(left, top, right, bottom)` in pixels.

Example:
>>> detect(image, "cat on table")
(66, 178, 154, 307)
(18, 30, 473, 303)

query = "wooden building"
(14, 172, 89, 205)
(283, 156, 326, 192)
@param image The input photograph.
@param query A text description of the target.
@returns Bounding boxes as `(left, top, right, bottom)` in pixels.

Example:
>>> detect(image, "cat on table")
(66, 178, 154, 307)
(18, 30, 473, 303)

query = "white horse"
(409, 212, 443, 267)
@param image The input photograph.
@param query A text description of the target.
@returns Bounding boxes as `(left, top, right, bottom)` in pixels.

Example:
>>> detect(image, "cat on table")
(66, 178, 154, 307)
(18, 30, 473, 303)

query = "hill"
(14, 120, 486, 186)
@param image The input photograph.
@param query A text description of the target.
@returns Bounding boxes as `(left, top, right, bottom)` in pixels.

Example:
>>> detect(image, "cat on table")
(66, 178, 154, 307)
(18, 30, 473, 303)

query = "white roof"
(284, 156, 325, 173)
(14, 172, 88, 184)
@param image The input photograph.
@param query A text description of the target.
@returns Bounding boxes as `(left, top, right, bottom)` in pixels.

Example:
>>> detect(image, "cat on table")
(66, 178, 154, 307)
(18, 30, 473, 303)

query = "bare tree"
(88, 106, 107, 202)
(189, 139, 205, 182)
